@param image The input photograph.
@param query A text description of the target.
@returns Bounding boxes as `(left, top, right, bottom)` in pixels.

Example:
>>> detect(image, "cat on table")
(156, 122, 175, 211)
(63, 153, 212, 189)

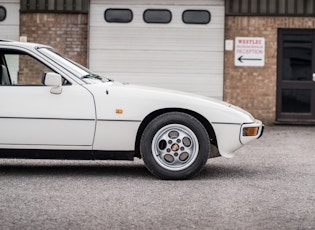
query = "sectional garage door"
(0, 0, 19, 40)
(89, 0, 225, 99)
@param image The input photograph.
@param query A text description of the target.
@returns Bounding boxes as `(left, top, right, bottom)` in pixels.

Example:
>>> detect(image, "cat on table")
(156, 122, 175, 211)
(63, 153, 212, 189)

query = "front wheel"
(140, 112, 211, 180)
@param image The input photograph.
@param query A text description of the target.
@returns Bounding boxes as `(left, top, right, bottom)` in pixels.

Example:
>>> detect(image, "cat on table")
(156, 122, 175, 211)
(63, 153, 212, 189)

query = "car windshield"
(38, 47, 111, 83)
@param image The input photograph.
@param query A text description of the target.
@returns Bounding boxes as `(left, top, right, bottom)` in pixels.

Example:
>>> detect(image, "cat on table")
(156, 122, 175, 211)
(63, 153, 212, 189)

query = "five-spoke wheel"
(152, 124, 199, 171)
(140, 112, 210, 180)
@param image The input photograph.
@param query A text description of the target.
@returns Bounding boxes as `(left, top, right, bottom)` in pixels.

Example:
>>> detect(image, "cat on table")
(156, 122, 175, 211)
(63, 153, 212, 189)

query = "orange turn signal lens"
(115, 109, 123, 114)
(243, 127, 259, 136)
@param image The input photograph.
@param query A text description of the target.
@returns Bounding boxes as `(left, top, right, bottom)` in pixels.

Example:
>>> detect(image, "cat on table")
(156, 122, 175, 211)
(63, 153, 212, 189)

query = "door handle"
(313, 73, 315, 82)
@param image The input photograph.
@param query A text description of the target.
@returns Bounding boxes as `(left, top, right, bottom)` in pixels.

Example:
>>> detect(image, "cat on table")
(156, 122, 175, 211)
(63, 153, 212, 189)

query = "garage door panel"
(91, 0, 224, 5)
(98, 72, 223, 99)
(89, 1, 224, 99)
(90, 50, 223, 75)
(0, 1, 19, 25)
(90, 4, 224, 29)
(0, 1, 19, 40)
(89, 27, 224, 51)
(0, 25, 19, 39)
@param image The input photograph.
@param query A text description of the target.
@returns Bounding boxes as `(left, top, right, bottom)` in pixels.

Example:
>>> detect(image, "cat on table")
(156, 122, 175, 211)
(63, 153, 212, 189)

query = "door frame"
(276, 29, 315, 123)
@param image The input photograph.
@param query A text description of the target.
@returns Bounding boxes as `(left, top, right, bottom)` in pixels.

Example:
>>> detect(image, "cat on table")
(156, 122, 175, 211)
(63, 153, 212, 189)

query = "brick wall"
(224, 17, 315, 125)
(18, 54, 53, 85)
(20, 13, 88, 67)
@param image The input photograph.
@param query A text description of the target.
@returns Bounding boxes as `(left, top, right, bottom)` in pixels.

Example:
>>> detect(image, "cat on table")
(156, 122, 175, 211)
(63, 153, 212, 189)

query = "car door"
(0, 49, 96, 150)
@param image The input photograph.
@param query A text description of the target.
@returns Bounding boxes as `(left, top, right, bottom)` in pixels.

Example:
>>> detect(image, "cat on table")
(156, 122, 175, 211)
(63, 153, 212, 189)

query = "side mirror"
(42, 72, 62, 94)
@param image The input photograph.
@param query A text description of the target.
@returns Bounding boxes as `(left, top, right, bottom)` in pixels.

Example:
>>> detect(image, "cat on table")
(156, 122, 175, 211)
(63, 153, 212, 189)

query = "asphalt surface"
(0, 126, 314, 230)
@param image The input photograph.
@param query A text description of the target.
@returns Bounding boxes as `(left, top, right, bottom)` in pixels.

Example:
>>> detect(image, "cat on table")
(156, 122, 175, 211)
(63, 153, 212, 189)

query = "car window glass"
(2, 52, 66, 86)
(38, 48, 106, 83)
(39, 48, 90, 77)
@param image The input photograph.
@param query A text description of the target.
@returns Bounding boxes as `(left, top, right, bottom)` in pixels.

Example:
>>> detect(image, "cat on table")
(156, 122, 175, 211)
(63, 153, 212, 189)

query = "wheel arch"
(134, 108, 218, 158)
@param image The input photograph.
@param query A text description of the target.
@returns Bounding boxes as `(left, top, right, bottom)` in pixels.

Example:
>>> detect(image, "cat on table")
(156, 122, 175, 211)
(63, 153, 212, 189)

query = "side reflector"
(116, 109, 123, 114)
(243, 127, 259, 136)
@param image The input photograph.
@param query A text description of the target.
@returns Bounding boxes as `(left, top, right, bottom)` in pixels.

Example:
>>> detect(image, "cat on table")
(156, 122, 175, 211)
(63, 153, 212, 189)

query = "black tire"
(140, 112, 210, 180)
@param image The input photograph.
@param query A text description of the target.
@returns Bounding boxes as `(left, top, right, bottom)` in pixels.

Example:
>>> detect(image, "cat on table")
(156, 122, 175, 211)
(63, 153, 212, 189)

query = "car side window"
(0, 52, 69, 86)
(3, 53, 53, 85)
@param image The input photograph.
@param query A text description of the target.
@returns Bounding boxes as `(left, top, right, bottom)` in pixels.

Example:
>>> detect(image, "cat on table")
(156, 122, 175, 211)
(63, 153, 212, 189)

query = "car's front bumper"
(212, 120, 264, 158)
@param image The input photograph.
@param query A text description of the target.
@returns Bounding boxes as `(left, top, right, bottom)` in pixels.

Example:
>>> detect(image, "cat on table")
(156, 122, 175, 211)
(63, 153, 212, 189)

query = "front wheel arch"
(134, 108, 218, 159)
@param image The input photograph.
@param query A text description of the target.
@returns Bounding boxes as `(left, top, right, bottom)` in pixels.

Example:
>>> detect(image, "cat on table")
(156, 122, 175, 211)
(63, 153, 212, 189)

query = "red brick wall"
(224, 16, 315, 125)
(20, 13, 88, 67)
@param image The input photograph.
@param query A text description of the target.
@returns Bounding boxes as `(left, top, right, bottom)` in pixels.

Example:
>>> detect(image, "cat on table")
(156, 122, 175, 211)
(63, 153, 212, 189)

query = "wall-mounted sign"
(234, 37, 265, 67)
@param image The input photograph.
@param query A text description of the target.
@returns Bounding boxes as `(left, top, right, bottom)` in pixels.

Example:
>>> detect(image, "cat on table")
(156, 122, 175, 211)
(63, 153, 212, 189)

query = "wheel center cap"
(171, 144, 179, 151)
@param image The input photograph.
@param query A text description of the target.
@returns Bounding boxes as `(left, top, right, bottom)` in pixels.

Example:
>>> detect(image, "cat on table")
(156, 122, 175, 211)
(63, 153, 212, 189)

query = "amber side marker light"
(243, 127, 259, 136)
(116, 109, 123, 114)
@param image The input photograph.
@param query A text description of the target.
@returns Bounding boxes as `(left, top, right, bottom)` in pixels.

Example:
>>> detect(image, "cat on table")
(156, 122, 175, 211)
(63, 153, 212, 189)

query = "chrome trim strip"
(0, 143, 91, 147)
(212, 122, 242, 125)
(0, 117, 141, 122)
(97, 119, 141, 122)
(0, 116, 94, 121)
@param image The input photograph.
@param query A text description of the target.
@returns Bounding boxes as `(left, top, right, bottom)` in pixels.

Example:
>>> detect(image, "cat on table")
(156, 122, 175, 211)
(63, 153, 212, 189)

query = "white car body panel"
(0, 85, 95, 148)
(0, 40, 264, 162)
(93, 121, 141, 151)
(86, 82, 261, 157)
(88, 82, 254, 123)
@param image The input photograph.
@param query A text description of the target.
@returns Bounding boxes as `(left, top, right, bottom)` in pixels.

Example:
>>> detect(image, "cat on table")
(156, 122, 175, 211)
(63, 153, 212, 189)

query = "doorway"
(277, 29, 315, 123)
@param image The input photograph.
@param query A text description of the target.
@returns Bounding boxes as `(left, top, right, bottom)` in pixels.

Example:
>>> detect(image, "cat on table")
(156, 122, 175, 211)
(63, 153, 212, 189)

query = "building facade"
(1, 0, 315, 125)
(225, 0, 315, 125)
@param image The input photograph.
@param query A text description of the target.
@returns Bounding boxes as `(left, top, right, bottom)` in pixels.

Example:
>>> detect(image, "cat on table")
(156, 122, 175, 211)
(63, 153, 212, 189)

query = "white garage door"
(89, 0, 224, 99)
(0, 0, 19, 40)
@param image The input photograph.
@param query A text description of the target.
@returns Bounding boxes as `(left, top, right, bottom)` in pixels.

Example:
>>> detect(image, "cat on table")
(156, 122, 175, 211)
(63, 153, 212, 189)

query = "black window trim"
(182, 9, 211, 25)
(104, 8, 133, 23)
(0, 5, 6, 22)
(143, 9, 172, 24)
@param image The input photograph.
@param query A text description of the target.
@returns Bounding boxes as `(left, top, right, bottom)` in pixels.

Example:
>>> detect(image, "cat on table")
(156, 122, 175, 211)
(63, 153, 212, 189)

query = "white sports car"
(0, 40, 263, 179)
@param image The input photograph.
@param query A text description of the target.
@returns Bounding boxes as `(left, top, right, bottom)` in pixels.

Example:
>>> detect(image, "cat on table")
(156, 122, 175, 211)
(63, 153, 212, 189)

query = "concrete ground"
(0, 126, 314, 229)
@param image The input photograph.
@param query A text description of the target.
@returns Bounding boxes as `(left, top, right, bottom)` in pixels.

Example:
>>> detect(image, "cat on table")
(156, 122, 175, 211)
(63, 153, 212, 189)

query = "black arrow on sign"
(238, 56, 262, 63)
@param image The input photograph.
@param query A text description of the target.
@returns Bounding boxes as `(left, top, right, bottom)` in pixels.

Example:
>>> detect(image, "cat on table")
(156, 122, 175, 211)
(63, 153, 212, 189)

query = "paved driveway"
(0, 126, 314, 229)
